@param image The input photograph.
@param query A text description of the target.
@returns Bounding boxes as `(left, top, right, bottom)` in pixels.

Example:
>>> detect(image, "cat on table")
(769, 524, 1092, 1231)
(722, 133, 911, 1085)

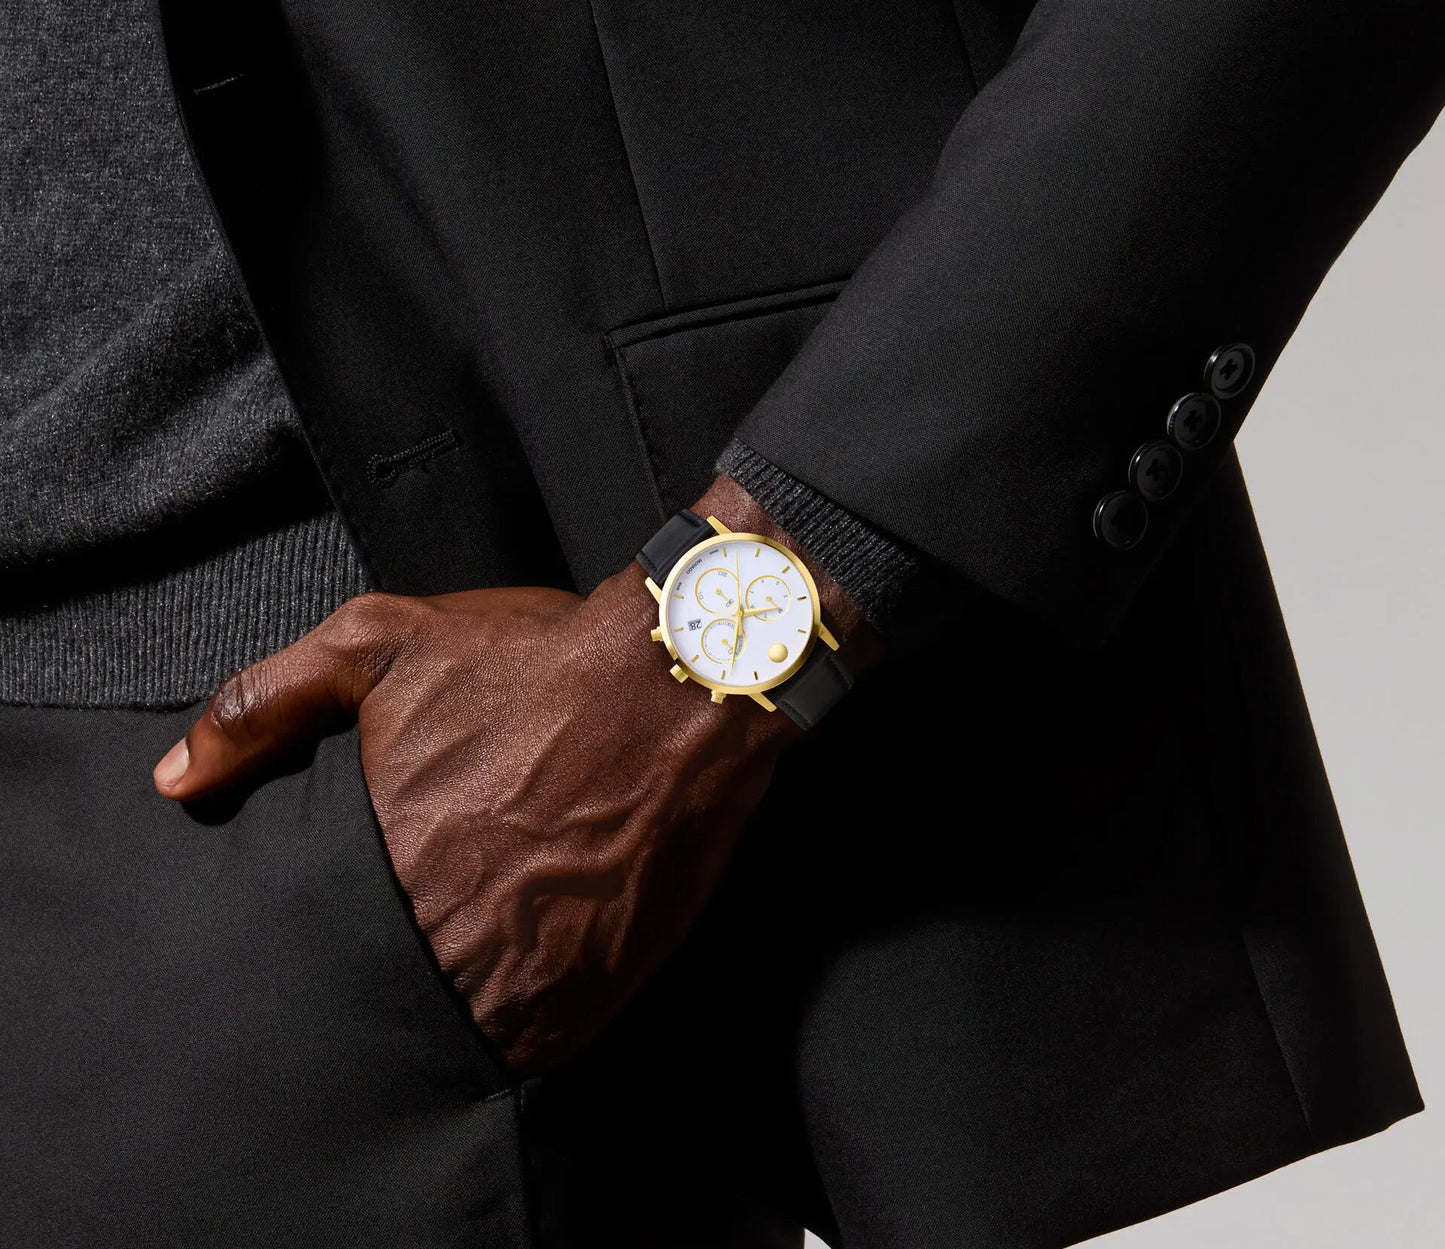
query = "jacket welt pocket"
(606, 281, 844, 512)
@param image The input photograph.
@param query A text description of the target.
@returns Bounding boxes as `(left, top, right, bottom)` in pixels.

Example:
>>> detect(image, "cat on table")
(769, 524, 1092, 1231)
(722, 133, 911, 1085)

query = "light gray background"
(809, 116, 1445, 1248)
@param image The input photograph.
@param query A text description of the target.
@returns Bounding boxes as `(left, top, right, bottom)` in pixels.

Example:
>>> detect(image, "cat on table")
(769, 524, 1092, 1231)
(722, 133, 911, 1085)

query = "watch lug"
(704, 515, 732, 535)
(669, 664, 689, 683)
(748, 691, 777, 712)
(644, 577, 663, 603)
(818, 623, 840, 651)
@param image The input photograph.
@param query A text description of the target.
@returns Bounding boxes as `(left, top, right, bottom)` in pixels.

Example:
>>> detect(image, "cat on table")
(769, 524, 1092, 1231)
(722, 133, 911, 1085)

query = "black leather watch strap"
(771, 645, 853, 730)
(636, 509, 712, 583)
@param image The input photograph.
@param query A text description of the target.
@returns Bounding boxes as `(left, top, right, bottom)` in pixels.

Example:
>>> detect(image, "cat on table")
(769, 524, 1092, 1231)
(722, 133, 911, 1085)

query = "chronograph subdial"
(744, 574, 792, 620)
(695, 567, 739, 614)
(700, 617, 743, 665)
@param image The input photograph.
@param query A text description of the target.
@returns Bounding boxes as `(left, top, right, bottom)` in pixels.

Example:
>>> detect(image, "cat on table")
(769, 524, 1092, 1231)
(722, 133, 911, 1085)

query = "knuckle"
(208, 665, 271, 742)
(324, 592, 419, 685)
(333, 591, 403, 633)
(327, 592, 406, 651)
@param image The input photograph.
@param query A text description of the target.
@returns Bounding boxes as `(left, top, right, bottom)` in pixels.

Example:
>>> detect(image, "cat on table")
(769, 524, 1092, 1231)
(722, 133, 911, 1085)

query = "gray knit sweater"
(0, 0, 371, 708)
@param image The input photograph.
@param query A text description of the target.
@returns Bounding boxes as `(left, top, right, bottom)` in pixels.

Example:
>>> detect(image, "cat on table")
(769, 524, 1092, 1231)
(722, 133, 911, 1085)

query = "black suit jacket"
(155, 2, 1440, 1245)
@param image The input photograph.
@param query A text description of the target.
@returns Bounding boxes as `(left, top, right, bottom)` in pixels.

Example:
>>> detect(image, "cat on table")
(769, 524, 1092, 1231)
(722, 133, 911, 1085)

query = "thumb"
(153, 593, 410, 801)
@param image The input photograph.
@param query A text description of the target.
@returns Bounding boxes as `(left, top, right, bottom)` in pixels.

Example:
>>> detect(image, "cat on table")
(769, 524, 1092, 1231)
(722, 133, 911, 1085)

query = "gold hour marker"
(674, 593, 684, 599)
(753, 670, 759, 680)
(754, 547, 760, 557)
(797, 595, 807, 601)
(721, 545, 727, 557)
(781, 564, 791, 574)
(691, 654, 700, 664)
(796, 628, 806, 634)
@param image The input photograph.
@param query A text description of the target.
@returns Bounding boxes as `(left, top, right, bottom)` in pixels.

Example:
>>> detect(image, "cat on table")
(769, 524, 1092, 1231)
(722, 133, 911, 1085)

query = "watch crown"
(710, 689, 727, 704)
(669, 664, 689, 683)
(650, 626, 664, 643)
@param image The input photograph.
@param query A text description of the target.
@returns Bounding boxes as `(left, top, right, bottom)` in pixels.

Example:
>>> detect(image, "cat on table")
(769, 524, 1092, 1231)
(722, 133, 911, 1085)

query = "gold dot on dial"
(767, 642, 788, 663)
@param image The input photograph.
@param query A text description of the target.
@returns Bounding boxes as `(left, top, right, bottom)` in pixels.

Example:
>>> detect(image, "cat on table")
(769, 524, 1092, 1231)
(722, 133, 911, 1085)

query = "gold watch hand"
(733, 552, 747, 651)
(740, 594, 783, 619)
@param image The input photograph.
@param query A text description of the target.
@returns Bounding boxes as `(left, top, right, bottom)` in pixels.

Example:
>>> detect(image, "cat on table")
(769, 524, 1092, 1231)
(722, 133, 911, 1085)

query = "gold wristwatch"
(636, 511, 853, 728)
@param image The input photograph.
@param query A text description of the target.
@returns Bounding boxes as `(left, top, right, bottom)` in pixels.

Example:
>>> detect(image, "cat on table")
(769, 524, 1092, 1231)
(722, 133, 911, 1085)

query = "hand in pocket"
(152, 562, 805, 1074)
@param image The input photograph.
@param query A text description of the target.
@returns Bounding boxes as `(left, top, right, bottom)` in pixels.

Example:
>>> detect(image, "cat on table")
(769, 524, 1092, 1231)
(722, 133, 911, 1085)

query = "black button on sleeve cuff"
(1093, 491, 1148, 550)
(1166, 393, 1222, 451)
(1205, 342, 1255, 399)
(1128, 441, 1184, 502)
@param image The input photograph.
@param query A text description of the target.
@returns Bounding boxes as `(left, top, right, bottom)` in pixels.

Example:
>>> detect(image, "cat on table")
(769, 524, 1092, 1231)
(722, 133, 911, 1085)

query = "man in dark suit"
(3, 0, 1442, 1245)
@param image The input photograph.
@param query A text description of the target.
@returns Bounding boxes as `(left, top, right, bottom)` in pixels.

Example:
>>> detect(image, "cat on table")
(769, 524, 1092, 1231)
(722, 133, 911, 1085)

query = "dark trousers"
(0, 705, 815, 1247)
(0, 660, 1422, 1247)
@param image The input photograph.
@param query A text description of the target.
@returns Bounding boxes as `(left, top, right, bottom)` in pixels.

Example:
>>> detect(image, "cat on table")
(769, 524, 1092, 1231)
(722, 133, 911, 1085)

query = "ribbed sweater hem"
(0, 511, 373, 709)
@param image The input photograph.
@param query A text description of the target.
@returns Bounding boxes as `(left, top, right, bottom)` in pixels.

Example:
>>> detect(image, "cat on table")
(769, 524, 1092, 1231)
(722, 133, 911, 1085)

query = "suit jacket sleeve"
(734, 0, 1445, 642)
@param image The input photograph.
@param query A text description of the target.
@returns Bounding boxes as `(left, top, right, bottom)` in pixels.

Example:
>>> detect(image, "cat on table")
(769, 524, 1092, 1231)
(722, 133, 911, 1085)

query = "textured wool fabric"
(718, 439, 916, 626)
(0, 0, 370, 706)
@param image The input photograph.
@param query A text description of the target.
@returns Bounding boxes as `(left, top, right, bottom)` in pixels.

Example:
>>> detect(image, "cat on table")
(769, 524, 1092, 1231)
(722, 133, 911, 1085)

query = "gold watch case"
(644, 517, 839, 711)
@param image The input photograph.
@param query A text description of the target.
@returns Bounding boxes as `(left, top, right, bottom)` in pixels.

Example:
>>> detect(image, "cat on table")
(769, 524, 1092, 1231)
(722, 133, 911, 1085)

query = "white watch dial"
(660, 533, 818, 693)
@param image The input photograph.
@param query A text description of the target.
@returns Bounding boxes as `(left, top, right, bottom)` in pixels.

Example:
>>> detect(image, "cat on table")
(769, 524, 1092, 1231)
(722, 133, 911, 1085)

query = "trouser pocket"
(0, 705, 530, 1248)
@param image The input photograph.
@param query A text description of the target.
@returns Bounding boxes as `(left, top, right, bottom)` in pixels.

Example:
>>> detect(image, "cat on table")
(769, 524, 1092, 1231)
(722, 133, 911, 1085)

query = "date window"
(687, 618, 703, 631)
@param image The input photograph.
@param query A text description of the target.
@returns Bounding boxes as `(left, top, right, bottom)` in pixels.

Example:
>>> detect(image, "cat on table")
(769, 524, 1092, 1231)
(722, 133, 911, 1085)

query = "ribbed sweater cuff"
(0, 511, 373, 709)
(717, 439, 917, 626)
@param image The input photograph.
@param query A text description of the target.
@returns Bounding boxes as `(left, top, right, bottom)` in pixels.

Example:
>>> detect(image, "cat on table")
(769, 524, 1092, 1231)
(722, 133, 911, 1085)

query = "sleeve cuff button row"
(1093, 343, 1254, 550)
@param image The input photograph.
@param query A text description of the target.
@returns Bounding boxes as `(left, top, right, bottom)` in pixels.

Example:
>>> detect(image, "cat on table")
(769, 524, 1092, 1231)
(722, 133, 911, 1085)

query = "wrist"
(693, 475, 884, 676)
(584, 562, 800, 748)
